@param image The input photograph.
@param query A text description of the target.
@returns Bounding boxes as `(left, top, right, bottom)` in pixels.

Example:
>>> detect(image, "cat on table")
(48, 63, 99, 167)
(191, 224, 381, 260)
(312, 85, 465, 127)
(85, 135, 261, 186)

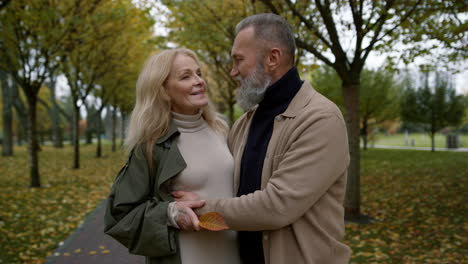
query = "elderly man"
(174, 13, 351, 264)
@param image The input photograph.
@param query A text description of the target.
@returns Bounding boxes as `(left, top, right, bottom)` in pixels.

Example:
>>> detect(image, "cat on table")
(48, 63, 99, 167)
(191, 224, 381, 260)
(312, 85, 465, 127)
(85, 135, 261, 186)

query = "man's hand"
(174, 200, 205, 231)
(172, 191, 200, 201)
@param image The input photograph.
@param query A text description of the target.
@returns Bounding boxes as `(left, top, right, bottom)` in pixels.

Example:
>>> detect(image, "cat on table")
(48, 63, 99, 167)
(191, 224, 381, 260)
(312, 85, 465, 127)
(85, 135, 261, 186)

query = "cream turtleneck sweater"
(168, 111, 240, 264)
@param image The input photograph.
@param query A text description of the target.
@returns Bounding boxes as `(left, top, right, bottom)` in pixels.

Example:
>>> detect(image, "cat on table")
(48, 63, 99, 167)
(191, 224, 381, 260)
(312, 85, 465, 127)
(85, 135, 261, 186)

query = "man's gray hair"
(236, 13, 296, 64)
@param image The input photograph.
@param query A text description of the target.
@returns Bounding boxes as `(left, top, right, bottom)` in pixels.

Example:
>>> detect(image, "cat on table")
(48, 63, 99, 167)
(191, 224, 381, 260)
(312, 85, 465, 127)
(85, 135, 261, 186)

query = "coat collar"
(156, 120, 180, 144)
(280, 80, 316, 118)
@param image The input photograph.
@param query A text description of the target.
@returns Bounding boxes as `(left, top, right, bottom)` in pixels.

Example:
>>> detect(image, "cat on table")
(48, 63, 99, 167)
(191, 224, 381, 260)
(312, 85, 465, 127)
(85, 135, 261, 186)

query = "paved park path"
(370, 144, 468, 152)
(44, 201, 144, 264)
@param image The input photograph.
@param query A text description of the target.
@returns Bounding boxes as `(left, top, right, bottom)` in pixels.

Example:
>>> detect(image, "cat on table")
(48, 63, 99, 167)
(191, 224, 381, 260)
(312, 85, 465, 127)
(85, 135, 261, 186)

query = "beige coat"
(198, 81, 351, 264)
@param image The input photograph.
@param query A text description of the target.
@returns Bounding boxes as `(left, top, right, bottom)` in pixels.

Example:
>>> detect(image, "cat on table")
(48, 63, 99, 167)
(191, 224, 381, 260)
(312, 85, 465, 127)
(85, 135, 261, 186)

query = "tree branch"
(314, 0, 349, 67)
(284, 0, 333, 49)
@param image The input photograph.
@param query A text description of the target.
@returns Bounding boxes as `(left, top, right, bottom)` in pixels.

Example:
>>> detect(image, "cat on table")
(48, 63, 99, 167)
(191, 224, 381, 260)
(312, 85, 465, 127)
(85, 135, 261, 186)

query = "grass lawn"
(0, 145, 467, 263)
(345, 149, 467, 263)
(371, 133, 468, 148)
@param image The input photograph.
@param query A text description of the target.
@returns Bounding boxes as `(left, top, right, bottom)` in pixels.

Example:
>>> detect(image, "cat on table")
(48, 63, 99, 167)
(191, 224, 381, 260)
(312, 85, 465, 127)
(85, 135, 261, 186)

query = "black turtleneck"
(237, 67, 303, 264)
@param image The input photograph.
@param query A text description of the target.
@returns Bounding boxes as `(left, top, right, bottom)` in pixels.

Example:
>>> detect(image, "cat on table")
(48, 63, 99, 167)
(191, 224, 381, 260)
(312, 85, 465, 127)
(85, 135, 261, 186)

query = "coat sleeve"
(197, 113, 349, 231)
(103, 145, 177, 257)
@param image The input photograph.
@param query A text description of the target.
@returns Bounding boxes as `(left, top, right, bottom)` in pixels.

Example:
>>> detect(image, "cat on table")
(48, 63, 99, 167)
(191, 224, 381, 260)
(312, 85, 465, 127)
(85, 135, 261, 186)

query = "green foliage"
(310, 66, 402, 128)
(401, 71, 466, 133)
(59, 0, 155, 107)
(88, 0, 155, 113)
(0, 0, 68, 85)
(161, 0, 250, 121)
(395, 1, 467, 69)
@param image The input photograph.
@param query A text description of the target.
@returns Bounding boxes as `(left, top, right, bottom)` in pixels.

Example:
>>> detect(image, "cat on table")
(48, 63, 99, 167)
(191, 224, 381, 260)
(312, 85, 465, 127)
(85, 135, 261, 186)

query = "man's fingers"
(186, 208, 200, 231)
(186, 200, 205, 209)
(171, 191, 200, 201)
(171, 191, 184, 198)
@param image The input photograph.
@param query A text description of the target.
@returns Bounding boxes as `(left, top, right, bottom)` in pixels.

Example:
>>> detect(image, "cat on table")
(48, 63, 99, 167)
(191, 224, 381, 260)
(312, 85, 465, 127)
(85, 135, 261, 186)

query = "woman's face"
(165, 54, 208, 115)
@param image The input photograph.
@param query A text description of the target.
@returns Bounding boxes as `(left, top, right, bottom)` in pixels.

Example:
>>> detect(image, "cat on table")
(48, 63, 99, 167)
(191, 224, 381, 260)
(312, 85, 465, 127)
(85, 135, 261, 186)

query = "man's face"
(231, 27, 272, 110)
(231, 27, 259, 79)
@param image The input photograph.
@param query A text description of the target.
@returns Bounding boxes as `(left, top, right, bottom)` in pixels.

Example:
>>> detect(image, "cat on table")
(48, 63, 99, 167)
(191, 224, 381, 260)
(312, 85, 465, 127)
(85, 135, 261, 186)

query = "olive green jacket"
(104, 123, 185, 264)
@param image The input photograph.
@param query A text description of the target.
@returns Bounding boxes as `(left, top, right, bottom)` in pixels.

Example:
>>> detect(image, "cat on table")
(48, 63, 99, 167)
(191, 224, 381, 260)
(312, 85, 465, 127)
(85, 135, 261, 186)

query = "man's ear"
(266, 48, 282, 71)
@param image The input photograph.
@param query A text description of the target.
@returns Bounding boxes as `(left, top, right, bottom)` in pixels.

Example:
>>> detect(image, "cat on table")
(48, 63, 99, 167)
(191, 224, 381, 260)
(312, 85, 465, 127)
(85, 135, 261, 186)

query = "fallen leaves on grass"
(345, 149, 468, 263)
(0, 145, 125, 264)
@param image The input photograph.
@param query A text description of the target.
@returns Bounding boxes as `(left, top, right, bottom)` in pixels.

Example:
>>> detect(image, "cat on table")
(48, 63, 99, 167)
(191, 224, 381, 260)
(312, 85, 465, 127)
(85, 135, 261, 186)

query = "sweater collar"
(258, 67, 302, 109)
(171, 110, 207, 133)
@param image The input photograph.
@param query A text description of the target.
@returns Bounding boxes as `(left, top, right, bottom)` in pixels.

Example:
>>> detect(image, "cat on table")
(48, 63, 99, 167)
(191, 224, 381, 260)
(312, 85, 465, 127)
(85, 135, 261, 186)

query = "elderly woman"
(104, 48, 241, 264)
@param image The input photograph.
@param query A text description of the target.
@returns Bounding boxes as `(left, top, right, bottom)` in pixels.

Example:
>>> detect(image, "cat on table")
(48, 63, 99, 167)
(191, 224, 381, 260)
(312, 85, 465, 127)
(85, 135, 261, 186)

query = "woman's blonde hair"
(125, 48, 228, 161)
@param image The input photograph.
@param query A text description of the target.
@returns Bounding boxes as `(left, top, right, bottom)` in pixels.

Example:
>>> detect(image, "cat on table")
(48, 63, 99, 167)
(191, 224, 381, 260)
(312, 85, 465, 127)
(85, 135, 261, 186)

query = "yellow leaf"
(74, 248, 81, 253)
(89, 251, 97, 255)
(199, 212, 229, 231)
(102, 250, 110, 254)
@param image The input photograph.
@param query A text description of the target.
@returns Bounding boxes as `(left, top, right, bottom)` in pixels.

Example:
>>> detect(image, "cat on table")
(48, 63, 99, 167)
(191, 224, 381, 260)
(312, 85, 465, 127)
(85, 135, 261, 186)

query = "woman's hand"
(174, 200, 205, 231)
(172, 190, 200, 201)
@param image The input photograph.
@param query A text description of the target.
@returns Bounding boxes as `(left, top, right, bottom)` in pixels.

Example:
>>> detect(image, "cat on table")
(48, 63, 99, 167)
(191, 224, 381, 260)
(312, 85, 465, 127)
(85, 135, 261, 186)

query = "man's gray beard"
(235, 64, 272, 111)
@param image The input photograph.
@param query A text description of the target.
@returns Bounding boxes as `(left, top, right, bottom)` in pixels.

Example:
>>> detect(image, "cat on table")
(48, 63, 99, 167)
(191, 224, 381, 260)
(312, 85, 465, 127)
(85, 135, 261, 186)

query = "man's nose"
(230, 67, 239, 77)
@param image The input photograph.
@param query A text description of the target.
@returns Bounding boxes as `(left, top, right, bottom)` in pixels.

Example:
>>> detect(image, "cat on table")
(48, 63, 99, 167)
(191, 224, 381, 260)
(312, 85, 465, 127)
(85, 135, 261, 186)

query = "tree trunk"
(1, 71, 14, 156)
(85, 129, 93, 144)
(16, 121, 24, 146)
(85, 106, 93, 144)
(361, 119, 368, 151)
(11, 81, 28, 146)
(111, 106, 117, 152)
(431, 130, 435, 152)
(96, 110, 102, 158)
(431, 111, 435, 152)
(343, 82, 361, 220)
(26, 91, 41, 188)
(120, 109, 126, 147)
(72, 105, 80, 169)
(48, 77, 64, 148)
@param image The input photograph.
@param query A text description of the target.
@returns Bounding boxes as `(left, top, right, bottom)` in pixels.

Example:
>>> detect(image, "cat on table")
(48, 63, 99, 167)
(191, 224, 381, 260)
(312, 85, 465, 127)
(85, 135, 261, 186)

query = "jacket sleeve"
(197, 113, 349, 231)
(103, 145, 177, 257)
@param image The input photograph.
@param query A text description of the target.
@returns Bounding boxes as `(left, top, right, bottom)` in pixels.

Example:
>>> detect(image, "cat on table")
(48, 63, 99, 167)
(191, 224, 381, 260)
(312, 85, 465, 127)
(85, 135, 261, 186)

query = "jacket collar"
(156, 120, 180, 144)
(281, 80, 316, 118)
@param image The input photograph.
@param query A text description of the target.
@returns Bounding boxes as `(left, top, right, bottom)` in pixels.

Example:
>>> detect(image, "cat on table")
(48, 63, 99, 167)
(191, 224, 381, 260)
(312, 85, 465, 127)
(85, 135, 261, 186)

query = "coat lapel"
(156, 121, 187, 201)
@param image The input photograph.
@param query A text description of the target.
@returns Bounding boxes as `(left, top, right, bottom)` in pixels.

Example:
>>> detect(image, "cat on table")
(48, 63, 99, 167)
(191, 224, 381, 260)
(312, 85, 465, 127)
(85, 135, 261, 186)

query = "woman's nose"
(194, 74, 204, 85)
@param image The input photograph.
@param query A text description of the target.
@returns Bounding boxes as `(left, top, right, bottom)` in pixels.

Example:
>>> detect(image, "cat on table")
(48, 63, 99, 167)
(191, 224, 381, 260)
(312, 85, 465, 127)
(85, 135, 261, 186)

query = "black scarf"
(237, 67, 302, 264)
